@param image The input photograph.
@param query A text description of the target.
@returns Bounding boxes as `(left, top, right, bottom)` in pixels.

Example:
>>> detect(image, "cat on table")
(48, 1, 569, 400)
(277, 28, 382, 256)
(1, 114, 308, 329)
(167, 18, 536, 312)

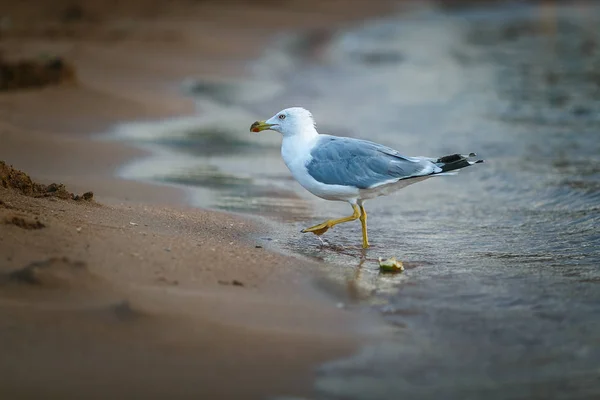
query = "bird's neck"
(281, 126, 319, 163)
(287, 125, 318, 142)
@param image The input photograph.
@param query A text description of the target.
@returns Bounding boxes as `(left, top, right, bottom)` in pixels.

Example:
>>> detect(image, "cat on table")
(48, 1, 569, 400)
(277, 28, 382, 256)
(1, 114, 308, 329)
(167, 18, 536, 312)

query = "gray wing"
(306, 135, 438, 189)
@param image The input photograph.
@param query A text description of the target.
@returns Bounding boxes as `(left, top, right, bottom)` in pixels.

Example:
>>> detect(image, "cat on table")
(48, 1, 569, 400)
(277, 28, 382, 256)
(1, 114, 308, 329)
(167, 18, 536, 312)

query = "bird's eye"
(278, 114, 286, 120)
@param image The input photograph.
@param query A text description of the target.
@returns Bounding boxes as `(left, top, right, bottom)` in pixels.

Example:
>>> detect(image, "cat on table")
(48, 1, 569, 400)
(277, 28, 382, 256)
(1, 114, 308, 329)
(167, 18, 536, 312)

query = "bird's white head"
(250, 107, 316, 137)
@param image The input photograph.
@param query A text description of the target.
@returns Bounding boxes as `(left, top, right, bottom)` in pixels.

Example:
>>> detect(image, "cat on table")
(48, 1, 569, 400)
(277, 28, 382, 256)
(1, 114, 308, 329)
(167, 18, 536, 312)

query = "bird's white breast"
(281, 134, 360, 202)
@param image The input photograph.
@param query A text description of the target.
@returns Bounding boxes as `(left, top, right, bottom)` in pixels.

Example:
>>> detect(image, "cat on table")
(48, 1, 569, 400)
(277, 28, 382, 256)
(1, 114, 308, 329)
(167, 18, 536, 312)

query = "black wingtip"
(436, 153, 484, 172)
(437, 154, 463, 163)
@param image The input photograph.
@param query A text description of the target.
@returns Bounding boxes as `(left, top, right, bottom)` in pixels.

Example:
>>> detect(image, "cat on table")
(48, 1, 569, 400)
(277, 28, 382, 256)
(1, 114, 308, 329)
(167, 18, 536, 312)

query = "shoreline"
(0, 1, 401, 398)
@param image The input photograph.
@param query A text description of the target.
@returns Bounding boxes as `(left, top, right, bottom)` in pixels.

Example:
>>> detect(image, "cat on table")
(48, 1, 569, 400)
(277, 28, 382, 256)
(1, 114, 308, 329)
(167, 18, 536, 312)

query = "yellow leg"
(302, 204, 360, 236)
(359, 204, 370, 249)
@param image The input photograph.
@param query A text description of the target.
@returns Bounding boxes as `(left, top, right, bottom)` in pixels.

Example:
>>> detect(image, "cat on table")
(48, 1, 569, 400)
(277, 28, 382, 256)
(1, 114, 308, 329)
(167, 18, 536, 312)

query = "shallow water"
(113, 2, 600, 399)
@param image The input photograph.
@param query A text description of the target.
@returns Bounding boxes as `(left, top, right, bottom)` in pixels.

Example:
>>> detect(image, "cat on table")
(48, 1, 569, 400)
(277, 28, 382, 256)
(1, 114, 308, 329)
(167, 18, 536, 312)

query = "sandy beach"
(0, 0, 402, 398)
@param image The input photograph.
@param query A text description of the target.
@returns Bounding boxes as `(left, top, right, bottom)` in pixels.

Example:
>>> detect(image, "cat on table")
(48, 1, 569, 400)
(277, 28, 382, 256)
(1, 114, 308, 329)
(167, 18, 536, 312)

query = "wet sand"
(0, 0, 401, 398)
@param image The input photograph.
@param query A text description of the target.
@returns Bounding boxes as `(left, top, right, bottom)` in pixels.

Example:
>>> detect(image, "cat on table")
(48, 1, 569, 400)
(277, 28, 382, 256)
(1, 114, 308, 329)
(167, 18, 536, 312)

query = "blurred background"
(2, 0, 599, 399)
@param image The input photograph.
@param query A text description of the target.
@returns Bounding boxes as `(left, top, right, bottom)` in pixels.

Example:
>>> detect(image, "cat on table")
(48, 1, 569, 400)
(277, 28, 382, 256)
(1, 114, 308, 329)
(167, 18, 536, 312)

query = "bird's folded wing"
(306, 136, 437, 189)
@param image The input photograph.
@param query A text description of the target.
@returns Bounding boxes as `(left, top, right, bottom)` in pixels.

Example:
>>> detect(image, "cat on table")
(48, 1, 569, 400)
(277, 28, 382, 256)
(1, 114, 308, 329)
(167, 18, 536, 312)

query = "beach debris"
(76, 227, 82, 232)
(0, 161, 94, 202)
(218, 279, 245, 287)
(0, 55, 76, 91)
(378, 257, 404, 273)
(129, 222, 138, 226)
(4, 215, 45, 230)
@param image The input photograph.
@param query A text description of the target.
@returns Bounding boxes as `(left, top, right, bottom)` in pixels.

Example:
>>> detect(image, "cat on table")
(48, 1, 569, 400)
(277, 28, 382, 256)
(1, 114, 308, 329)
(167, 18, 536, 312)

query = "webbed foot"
(301, 222, 332, 236)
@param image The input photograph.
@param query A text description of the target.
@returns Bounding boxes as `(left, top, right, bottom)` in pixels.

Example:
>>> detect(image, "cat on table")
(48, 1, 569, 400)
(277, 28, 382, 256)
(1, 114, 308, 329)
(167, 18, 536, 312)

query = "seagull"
(250, 107, 483, 249)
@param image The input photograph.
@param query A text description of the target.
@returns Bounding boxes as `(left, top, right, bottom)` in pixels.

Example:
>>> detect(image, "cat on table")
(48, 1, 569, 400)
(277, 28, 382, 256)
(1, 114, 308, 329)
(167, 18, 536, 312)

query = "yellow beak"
(250, 120, 274, 133)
